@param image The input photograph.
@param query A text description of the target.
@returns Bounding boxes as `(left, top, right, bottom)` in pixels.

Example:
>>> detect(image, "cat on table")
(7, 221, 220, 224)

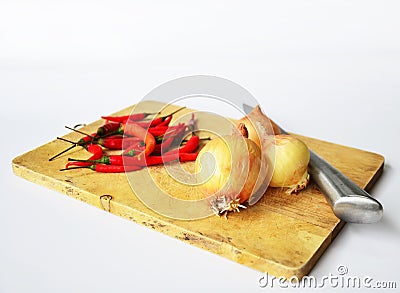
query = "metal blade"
(242, 102, 256, 115)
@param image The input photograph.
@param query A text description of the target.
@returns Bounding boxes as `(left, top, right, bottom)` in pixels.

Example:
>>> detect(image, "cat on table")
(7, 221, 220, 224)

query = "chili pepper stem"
(68, 158, 93, 162)
(129, 112, 160, 117)
(65, 126, 94, 138)
(49, 144, 77, 161)
(160, 106, 186, 118)
(98, 130, 124, 139)
(49, 135, 97, 161)
(182, 136, 211, 142)
(60, 166, 90, 171)
(144, 112, 160, 116)
(57, 137, 78, 145)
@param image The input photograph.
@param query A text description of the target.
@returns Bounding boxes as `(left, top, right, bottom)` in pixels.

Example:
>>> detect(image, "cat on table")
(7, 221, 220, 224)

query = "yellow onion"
(195, 134, 263, 215)
(266, 134, 310, 194)
(237, 105, 281, 149)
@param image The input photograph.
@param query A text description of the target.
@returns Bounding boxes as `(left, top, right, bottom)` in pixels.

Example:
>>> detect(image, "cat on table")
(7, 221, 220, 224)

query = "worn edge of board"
(11, 101, 385, 279)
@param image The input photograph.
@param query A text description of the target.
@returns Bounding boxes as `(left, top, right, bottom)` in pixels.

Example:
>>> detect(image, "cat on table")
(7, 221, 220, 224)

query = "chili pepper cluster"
(54, 107, 201, 173)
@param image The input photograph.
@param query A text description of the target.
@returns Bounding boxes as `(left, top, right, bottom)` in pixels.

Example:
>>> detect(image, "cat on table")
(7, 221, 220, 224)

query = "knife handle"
(308, 150, 383, 223)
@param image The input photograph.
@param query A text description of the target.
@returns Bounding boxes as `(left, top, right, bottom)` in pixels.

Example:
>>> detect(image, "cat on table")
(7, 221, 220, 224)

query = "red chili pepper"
(121, 122, 156, 159)
(67, 155, 137, 166)
(49, 132, 98, 161)
(65, 144, 103, 168)
(122, 143, 145, 156)
(179, 152, 198, 161)
(152, 124, 186, 153)
(66, 164, 143, 173)
(154, 123, 186, 143)
(153, 136, 175, 154)
(90, 164, 143, 173)
(148, 127, 168, 137)
(96, 122, 121, 137)
(101, 112, 158, 124)
(88, 144, 103, 155)
(148, 125, 183, 137)
(179, 134, 200, 153)
(86, 155, 124, 165)
(103, 114, 129, 123)
(133, 121, 153, 128)
(143, 154, 178, 166)
(130, 107, 186, 129)
(134, 118, 166, 129)
(96, 136, 142, 150)
(143, 152, 198, 166)
(122, 148, 143, 156)
(165, 135, 200, 156)
(68, 151, 197, 167)
(76, 132, 97, 146)
(75, 155, 145, 166)
(61, 164, 143, 173)
(156, 115, 172, 127)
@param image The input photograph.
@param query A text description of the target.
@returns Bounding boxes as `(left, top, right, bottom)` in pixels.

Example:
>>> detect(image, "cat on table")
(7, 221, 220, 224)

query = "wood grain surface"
(12, 101, 384, 279)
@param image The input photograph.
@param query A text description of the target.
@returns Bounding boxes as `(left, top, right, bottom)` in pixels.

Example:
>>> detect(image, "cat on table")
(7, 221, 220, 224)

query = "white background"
(1, 1, 400, 292)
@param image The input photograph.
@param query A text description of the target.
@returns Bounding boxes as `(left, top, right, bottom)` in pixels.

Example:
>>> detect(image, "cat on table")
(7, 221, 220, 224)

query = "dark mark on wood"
(100, 195, 112, 212)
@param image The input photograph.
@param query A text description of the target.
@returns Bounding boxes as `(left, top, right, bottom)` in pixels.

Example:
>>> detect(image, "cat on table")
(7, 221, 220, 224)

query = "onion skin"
(266, 134, 310, 194)
(237, 106, 310, 195)
(195, 135, 262, 215)
(237, 105, 281, 148)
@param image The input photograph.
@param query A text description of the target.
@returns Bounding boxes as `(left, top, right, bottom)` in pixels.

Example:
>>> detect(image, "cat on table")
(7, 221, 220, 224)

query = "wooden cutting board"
(12, 101, 384, 279)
